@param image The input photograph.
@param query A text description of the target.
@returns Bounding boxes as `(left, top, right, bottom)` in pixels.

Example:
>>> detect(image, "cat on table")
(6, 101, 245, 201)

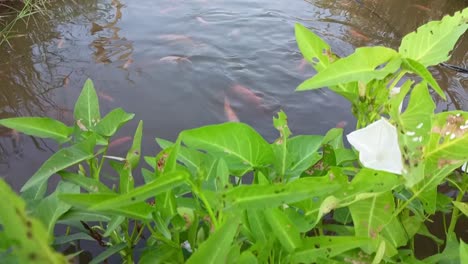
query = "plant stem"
(447, 189, 464, 236)
(388, 70, 407, 92)
(189, 181, 218, 229)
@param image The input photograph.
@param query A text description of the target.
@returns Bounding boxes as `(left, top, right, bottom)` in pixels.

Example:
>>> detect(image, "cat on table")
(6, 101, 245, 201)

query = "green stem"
(388, 70, 407, 92)
(189, 181, 218, 229)
(447, 190, 465, 236)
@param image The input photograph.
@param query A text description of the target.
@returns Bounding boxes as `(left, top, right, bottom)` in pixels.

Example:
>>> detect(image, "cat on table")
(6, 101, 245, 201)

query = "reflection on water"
(0, 0, 466, 192)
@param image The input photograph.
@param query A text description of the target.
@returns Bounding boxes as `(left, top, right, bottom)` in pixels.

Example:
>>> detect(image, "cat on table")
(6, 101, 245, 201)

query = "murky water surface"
(0, 0, 467, 259)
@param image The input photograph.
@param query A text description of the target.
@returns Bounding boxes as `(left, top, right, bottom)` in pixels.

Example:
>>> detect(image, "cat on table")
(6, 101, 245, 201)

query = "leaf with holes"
(0, 179, 69, 263)
(399, 8, 468, 67)
(292, 236, 373, 263)
(390, 81, 435, 187)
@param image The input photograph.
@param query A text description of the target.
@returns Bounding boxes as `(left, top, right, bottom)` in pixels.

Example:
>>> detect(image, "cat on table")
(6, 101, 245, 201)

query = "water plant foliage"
(0, 7, 467, 263)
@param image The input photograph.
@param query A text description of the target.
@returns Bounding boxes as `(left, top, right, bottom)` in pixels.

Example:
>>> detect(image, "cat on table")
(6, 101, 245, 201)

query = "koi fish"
(224, 96, 239, 122)
(227, 29, 240, 37)
(158, 34, 192, 42)
(62, 71, 73, 87)
(63, 76, 70, 87)
(109, 136, 132, 149)
(411, 4, 431, 12)
(57, 38, 65, 49)
(335, 121, 348, 128)
(98, 91, 115, 102)
(349, 28, 370, 42)
(231, 84, 262, 106)
(123, 58, 134, 69)
(159, 56, 192, 64)
(296, 58, 308, 72)
(160, 6, 179, 14)
(196, 16, 209, 24)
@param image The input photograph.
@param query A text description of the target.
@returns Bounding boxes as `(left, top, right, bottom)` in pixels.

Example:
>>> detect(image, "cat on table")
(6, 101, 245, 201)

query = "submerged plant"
(0, 7, 467, 264)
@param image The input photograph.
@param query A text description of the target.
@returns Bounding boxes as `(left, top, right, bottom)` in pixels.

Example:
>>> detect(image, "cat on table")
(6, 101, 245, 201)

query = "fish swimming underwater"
(224, 96, 239, 122)
(231, 84, 262, 107)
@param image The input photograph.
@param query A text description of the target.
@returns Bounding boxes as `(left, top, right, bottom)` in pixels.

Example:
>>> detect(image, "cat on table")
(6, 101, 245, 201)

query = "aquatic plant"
(0, 7, 467, 263)
(0, 0, 51, 47)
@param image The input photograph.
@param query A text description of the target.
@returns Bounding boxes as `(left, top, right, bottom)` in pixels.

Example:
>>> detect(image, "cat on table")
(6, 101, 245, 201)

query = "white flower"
(347, 118, 403, 174)
(462, 162, 467, 172)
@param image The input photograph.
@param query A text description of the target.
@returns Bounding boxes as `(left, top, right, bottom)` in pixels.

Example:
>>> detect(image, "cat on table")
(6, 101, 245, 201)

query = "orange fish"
(411, 4, 431, 12)
(231, 84, 262, 106)
(224, 96, 239, 122)
(158, 34, 191, 41)
(109, 136, 132, 149)
(62, 71, 73, 87)
(227, 29, 240, 37)
(123, 58, 134, 69)
(160, 6, 179, 14)
(98, 91, 115, 102)
(159, 56, 192, 64)
(57, 38, 65, 48)
(296, 58, 308, 72)
(349, 28, 370, 42)
(196, 16, 209, 24)
(335, 121, 348, 128)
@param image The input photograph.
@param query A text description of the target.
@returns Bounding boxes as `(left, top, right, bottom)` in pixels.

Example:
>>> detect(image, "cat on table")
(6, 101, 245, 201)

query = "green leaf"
(126, 120, 143, 169)
(401, 58, 445, 99)
(349, 192, 408, 253)
(272, 110, 292, 178)
(187, 218, 239, 264)
(453, 201, 468, 217)
(60, 193, 154, 220)
(461, 240, 468, 264)
(295, 24, 358, 101)
(0, 117, 72, 144)
(391, 82, 435, 187)
(238, 251, 258, 264)
(156, 138, 204, 174)
(180, 123, 274, 171)
(21, 136, 96, 199)
(245, 210, 270, 243)
(264, 208, 302, 252)
(203, 158, 230, 191)
(0, 179, 69, 263)
(94, 108, 134, 137)
(89, 242, 127, 264)
(53, 232, 93, 245)
(399, 8, 468, 67)
(33, 182, 79, 236)
(295, 23, 332, 72)
(286, 135, 323, 178)
(58, 209, 111, 224)
(74, 78, 101, 130)
(103, 216, 125, 237)
(297, 47, 400, 90)
(59, 171, 112, 193)
(424, 233, 459, 264)
(139, 245, 180, 264)
(292, 236, 372, 263)
(91, 170, 189, 210)
(223, 175, 341, 209)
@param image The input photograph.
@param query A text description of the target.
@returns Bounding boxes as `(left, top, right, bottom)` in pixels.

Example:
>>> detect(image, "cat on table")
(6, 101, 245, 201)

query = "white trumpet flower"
(347, 118, 403, 174)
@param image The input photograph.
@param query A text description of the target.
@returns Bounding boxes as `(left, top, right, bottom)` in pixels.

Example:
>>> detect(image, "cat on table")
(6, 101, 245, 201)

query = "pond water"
(0, 0, 467, 260)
